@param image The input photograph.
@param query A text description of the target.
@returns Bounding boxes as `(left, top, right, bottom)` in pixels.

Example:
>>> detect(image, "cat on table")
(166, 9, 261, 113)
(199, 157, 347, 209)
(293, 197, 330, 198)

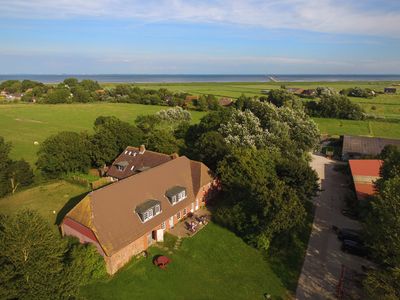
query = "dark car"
(337, 228, 362, 243)
(341, 240, 369, 257)
(341, 209, 358, 220)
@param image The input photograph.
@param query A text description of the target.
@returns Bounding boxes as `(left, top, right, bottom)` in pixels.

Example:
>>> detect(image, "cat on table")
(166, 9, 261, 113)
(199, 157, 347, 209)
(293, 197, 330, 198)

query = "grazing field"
(130, 81, 400, 121)
(0, 180, 89, 232)
(1, 81, 400, 165)
(0, 103, 206, 164)
(110, 81, 399, 98)
(81, 223, 288, 300)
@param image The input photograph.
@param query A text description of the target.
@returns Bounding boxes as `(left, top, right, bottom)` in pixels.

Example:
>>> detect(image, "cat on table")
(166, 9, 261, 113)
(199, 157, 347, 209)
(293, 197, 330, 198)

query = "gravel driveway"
(295, 154, 368, 300)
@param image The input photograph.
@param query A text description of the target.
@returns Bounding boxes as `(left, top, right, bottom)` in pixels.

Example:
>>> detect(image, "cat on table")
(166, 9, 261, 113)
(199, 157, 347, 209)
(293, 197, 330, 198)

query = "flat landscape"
(0, 103, 206, 164)
(1, 81, 400, 165)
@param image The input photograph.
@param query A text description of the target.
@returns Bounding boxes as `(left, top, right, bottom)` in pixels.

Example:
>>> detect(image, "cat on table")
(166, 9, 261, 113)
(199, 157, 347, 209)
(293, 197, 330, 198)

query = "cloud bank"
(2, 0, 400, 37)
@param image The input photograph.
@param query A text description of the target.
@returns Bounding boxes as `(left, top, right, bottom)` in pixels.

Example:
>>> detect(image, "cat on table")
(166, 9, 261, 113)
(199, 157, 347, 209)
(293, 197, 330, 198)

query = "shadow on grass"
(56, 191, 89, 225)
(268, 201, 315, 292)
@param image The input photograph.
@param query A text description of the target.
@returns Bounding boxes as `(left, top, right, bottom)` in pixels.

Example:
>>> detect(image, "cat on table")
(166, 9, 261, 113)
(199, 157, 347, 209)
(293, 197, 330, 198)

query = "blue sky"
(0, 0, 399, 74)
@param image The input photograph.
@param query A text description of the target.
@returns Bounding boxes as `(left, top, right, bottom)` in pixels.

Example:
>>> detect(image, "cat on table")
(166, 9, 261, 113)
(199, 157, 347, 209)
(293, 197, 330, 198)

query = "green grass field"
(0, 180, 89, 232)
(1, 81, 400, 164)
(81, 223, 287, 300)
(0, 103, 206, 164)
(108, 81, 398, 98)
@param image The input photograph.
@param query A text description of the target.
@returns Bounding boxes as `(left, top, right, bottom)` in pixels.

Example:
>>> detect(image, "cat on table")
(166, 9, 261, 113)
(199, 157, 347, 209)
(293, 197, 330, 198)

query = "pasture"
(0, 103, 206, 164)
(1, 81, 400, 165)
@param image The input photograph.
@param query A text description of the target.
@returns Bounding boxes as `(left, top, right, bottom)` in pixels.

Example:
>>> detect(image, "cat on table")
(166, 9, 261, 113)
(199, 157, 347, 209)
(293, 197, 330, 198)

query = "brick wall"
(106, 235, 146, 275)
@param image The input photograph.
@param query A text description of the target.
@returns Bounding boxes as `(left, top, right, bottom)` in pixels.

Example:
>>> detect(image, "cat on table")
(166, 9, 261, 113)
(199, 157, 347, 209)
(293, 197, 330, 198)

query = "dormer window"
(115, 161, 129, 171)
(135, 200, 162, 223)
(165, 186, 187, 205)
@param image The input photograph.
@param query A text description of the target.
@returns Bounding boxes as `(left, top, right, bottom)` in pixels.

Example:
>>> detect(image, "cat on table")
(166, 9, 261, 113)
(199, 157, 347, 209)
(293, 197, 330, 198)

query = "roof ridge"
(124, 145, 173, 157)
(98, 156, 190, 193)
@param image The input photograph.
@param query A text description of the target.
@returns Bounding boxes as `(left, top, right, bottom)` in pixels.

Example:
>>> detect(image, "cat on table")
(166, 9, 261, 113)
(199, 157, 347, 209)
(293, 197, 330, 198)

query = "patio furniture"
(154, 255, 171, 269)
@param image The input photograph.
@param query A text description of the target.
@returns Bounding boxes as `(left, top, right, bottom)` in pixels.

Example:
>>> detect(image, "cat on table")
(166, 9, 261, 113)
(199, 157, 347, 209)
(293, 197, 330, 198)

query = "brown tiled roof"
(65, 156, 213, 256)
(106, 146, 173, 179)
(218, 97, 233, 107)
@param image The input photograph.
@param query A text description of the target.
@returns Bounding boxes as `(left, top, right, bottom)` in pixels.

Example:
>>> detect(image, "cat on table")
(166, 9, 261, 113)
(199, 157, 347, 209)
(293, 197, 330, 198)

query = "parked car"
(337, 228, 362, 243)
(341, 240, 369, 257)
(341, 208, 358, 220)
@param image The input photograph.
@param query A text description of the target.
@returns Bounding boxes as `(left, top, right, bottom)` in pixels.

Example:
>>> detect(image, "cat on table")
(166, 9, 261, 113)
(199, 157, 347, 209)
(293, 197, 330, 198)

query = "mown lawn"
(0, 103, 206, 164)
(81, 223, 288, 300)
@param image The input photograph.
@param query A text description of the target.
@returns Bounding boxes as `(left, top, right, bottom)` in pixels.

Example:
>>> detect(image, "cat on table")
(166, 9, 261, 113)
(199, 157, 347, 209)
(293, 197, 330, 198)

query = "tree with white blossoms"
(219, 110, 267, 148)
(236, 99, 320, 155)
(156, 106, 191, 123)
(277, 106, 320, 153)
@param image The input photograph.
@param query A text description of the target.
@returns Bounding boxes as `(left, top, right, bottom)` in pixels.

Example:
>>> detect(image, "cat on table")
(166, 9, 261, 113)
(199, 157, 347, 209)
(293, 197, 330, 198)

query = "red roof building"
(348, 159, 383, 201)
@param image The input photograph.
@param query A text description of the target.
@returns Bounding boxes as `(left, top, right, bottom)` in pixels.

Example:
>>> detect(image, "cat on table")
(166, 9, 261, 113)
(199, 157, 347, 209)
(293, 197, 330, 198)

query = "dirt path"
(296, 154, 366, 300)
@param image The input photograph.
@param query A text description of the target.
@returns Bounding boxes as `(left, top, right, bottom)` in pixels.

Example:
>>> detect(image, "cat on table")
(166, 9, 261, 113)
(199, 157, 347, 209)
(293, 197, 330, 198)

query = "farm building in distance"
(348, 160, 382, 201)
(341, 135, 400, 160)
(384, 87, 396, 94)
(218, 97, 233, 107)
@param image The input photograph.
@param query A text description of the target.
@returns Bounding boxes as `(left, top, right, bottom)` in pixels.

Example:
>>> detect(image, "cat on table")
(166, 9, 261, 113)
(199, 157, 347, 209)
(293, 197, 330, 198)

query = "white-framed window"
(177, 211, 181, 220)
(142, 209, 153, 222)
(171, 195, 177, 204)
(183, 208, 187, 216)
(161, 221, 166, 229)
(154, 205, 160, 215)
(178, 190, 186, 201)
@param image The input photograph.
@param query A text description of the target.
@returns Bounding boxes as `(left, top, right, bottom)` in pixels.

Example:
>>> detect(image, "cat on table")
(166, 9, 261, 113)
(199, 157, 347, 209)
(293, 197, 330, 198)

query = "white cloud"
(1, 0, 400, 37)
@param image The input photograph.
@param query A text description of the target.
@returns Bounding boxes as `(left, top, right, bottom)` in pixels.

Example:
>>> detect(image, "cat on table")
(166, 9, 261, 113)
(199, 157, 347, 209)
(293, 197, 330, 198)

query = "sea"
(0, 74, 400, 83)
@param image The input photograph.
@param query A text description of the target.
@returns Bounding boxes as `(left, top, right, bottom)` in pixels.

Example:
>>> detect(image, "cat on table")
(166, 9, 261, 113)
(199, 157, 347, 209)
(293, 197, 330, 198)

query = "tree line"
(362, 145, 400, 298)
(0, 78, 220, 111)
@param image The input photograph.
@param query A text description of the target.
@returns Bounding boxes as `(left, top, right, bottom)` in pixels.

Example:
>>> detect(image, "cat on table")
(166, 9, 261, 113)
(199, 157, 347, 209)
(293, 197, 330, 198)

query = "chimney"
(139, 144, 146, 154)
(170, 153, 179, 159)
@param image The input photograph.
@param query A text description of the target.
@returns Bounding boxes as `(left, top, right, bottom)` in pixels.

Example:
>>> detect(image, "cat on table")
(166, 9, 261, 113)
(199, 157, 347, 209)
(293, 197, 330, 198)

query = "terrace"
(169, 207, 211, 238)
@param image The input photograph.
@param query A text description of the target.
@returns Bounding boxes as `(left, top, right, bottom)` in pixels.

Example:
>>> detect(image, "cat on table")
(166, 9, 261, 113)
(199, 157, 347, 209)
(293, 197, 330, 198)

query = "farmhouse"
(106, 145, 174, 180)
(341, 135, 400, 160)
(384, 87, 396, 94)
(349, 159, 382, 201)
(61, 155, 216, 274)
(287, 87, 304, 95)
(184, 95, 199, 105)
(218, 97, 233, 107)
(301, 89, 316, 97)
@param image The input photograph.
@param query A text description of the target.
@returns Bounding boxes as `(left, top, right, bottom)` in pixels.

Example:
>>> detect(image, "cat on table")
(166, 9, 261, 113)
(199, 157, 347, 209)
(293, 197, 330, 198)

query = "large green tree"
(0, 137, 11, 197)
(7, 160, 34, 194)
(91, 116, 144, 166)
(37, 131, 92, 178)
(365, 177, 400, 267)
(215, 149, 305, 250)
(0, 210, 80, 299)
